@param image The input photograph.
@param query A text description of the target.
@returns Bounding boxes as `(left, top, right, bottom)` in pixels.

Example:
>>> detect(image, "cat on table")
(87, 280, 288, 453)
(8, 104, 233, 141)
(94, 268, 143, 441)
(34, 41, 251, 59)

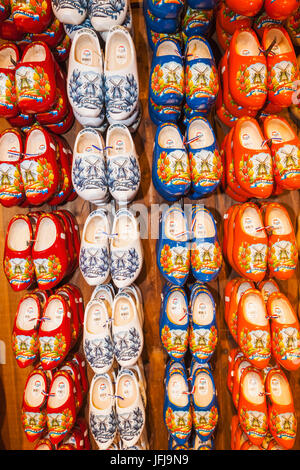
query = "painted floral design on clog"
(39, 333, 67, 368)
(12, 331, 39, 366)
(33, 255, 62, 287)
(237, 242, 267, 277)
(239, 407, 268, 441)
(239, 327, 271, 365)
(4, 256, 34, 290)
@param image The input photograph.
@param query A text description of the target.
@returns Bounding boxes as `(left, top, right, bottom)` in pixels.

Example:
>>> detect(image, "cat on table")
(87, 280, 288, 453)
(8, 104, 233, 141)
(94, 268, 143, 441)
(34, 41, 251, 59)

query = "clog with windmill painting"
(152, 123, 191, 201)
(232, 203, 268, 282)
(190, 205, 222, 283)
(267, 292, 300, 371)
(228, 29, 267, 110)
(11, 0, 52, 33)
(264, 202, 298, 280)
(231, 354, 252, 410)
(258, 278, 280, 303)
(0, 42, 20, 119)
(262, 115, 300, 191)
(237, 288, 271, 369)
(0, 128, 25, 208)
(224, 127, 251, 200)
(218, 1, 253, 35)
(227, 277, 255, 343)
(157, 206, 190, 286)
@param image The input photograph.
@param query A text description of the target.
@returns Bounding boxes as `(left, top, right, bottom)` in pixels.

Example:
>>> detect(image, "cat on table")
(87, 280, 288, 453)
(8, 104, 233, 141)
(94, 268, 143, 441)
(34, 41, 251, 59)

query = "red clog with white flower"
(39, 294, 72, 370)
(12, 293, 41, 368)
(47, 369, 77, 445)
(15, 41, 56, 114)
(4, 214, 35, 291)
(0, 42, 19, 118)
(0, 128, 25, 207)
(11, 0, 52, 34)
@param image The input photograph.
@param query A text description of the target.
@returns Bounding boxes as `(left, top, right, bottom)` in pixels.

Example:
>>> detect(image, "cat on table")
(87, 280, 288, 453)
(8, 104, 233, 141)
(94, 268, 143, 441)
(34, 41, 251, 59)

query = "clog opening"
(158, 125, 184, 150)
(85, 215, 108, 243)
(117, 374, 137, 408)
(7, 218, 30, 250)
(0, 47, 18, 68)
(188, 119, 214, 149)
(194, 372, 213, 408)
(193, 211, 215, 238)
(236, 282, 253, 303)
(114, 295, 134, 327)
(0, 132, 20, 162)
(24, 373, 46, 408)
(192, 292, 214, 326)
(86, 301, 108, 334)
(47, 375, 70, 408)
(75, 34, 101, 67)
(23, 44, 46, 63)
(264, 118, 294, 141)
(237, 361, 251, 383)
(16, 297, 38, 331)
(260, 280, 279, 300)
(166, 290, 188, 325)
(76, 131, 103, 154)
(269, 372, 292, 406)
(92, 377, 112, 410)
(236, 31, 260, 56)
(241, 207, 265, 238)
(106, 31, 132, 71)
(40, 298, 65, 332)
(157, 40, 179, 57)
(264, 29, 291, 54)
(167, 373, 189, 407)
(35, 444, 50, 450)
(186, 39, 212, 60)
(267, 207, 292, 235)
(243, 292, 268, 326)
(270, 297, 296, 325)
(25, 129, 46, 158)
(242, 371, 264, 404)
(112, 213, 137, 247)
(107, 127, 132, 157)
(239, 121, 264, 149)
(92, 290, 112, 317)
(34, 217, 56, 251)
(165, 209, 187, 241)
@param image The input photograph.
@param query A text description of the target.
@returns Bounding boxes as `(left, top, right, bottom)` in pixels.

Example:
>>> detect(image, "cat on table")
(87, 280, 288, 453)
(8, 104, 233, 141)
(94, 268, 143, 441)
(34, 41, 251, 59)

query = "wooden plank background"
(0, 0, 299, 450)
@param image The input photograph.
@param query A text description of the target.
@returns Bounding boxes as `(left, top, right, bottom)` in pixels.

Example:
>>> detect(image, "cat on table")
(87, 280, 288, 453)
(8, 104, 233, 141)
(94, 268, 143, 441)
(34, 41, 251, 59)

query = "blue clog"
(192, 434, 215, 450)
(182, 7, 214, 38)
(152, 123, 191, 201)
(159, 284, 189, 360)
(187, 0, 217, 9)
(189, 284, 218, 363)
(150, 37, 184, 107)
(186, 117, 223, 199)
(168, 436, 190, 449)
(185, 36, 219, 112)
(190, 205, 222, 282)
(190, 362, 219, 441)
(145, 23, 182, 51)
(147, 0, 185, 19)
(144, 0, 180, 34)
(149, 96, 181, 126)
(164, 359, 192, 445)
(157, 205, 190, 286)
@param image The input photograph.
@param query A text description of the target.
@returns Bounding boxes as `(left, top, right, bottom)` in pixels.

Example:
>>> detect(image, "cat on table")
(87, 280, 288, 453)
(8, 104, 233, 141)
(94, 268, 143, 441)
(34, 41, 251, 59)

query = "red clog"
(55, 285, 80, 348)
(8, 111, 35, 128)
(48, 137, 73, 206)
(264, 202, 298, 280)
(0, 0, 10, 21)
(0, 17, 24, 41)
(51, 211, 73, 277)
(15, 41, 56, 114)
(34, 436, 54, 450)
(0, 128, 25, 207)
(237, 288, 271, 368)
(225, 203, 244, 275)
(218, 1, 253, 35)
(232, 117, 274, 199)
(47, 370, 77, 445)
(238, 366, 268, 446)
(216, 13, 232, 51)
(32, 212, 69, 290)
(228, 348, 241, 393)
(258, 278, 280, 303)
(4, 214, 35, 291)
(0, 43, 20, 118)
(228, 277, 255, 342)
(70, 352, 88, 396)
(225, 128, 251, 199)
(263, 26, 299, 108)
(231, 414, 239, 449)
(36, 66, 68, 126)
(59, 360, 83, 413)
(228, 29, 267, 110)
(265, 368, 297, 449)
(20, 125, 59, 206)
(59, 210, 80, 268)
(265, 0, 298, 20)
(53, 34, 71, 63)
(39, 294, 72, 370)
(232, 354, 252, 409)
(263, 115, 300, 190)
(11, 0, 52, 34)
(232, 203, 268, 282)
(225, 0, 264, 16)
(29, 17, 64, 49)
(64, 284, 84, 328)
(235, 423, 249, 450)
(31, 287, 50, 308)
(45, 104, 74, 135)
(12, 293, 41, 368)
(224, 278, 239, 324)
(268, 292, 300, 371)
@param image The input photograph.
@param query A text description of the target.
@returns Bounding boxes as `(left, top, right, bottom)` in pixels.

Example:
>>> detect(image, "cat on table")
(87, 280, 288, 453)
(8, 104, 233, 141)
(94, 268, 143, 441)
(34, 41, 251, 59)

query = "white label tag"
(57, 381, 67, 399)
(98, 382, 108, 401)
(116, 44, 127, 64)
(271, 377, 281, 397)
(198, 377, 208, 395)
(81, 49, 92, 65)
(243, 216, 255, 235)
(122, 378, 133, 398)
(32, 379, 42, 396)
(248, 377, 259, 397)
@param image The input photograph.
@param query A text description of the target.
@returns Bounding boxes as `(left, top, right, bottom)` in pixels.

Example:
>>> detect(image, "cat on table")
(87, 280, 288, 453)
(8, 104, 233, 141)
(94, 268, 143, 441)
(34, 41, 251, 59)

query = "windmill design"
(26, 412, 39, 427)
(251, 330, 267, 349)
(22, 162, 37, 184)
(170, 151, 186, 173)
(256, 155, 270, 177)
(250, 412, 263, 428)
(282, 328, 297, 349)
(109, 78, 124, 100)
(252, 246, 265, 264)
(10, 259, 24, 275)
(83, 73, 100, 97)
(194, 64, 209, 86)
(85, 158, 102, 179)
(114, 159, 128, 180)
(251, 65, 266, 85)
(199, 153, 213, 173)
(0, 166, 12, 186)
(17, 336, 30, 352)
(173, 248, 185, 267)
(278, 243, 289, 261)
(115, 331, 129, 352)
(195, 329, 209, 347)
(118, 413, 132, 433)
(34, 259, 48, 275)
(281, 414, 294, 432)
(174, 411, 187, 428)
(113, 252, 126, 271)
(48, 413, 62, 428)
(276, 63, 291, 83)
(196, 411, 210, 426)
(201, 245, 213, 263)
(172, 331, 184, 346)
(165, 64, 182, 84)
(40, 337, 55, 353)
(281, 147, 298, 168)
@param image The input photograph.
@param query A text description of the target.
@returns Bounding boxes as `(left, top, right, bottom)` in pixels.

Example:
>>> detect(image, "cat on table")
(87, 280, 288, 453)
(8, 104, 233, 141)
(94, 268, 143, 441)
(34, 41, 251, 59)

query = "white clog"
(104, 26, 139, 121)
(67, 28, 104, 118)
(89, 0, 128, 32)
(51, 0, 87, 25)
(73, 108, 105, 129)
(106, 123, 140, 204)
(79, 209, 110, 286)
(100, 3, 133, 42)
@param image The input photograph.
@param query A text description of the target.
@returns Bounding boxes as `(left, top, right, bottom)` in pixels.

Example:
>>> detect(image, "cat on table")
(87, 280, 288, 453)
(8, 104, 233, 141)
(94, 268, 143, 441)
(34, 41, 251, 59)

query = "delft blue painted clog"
(150, 37, 184, 107)
(190, 205, 222, 282)
(152, 123, 191, 201)
(191, 362, 219, 441)
(147, 0, 185, 19)
(189, 284, 218, 363)
(187, 0, 217, 9)
(164, 359, 192, 445)
(159, 284, 189, 360)
(144, 0, 180, 34)
(182, 7, 214, 38)
(157, 206, 190, 286)
(185, 36, 219, 112)
(186, 117, 223, 199)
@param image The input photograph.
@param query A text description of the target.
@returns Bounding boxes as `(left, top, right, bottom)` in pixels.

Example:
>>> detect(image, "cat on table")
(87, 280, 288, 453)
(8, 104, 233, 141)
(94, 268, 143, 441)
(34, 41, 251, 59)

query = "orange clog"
(264, 203, 298, 280)
(267, 292, 300, 371)
(216, 13, 232, 51)
(227, 347, 241, 393)
(218, 1, 253, 35)
(237, 289, 271, 369)
(224, 0, 264, 17)
(225, 184, 249, 202)
(263, 26, 299, 108)
(263, 115, 300, 191)
(232, 203, 268, 282)
(228, 277, 255, 342)
(225, 204, 245, 276)
(265, 368, 297, 449)
(233, 117, 274, 199)
(264, 0, 298, 21)
(228, 29, 267, 110)
(240, 441, 262, 449)
(232, 354, 252, 409)
(225, 128, 251, 199)
(238, 366, 268, 446)
(258, 278, 280, 303)
(230, 414, 239, 449)
(223, 205, 240, 263)
(235, 423, 250, 450)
